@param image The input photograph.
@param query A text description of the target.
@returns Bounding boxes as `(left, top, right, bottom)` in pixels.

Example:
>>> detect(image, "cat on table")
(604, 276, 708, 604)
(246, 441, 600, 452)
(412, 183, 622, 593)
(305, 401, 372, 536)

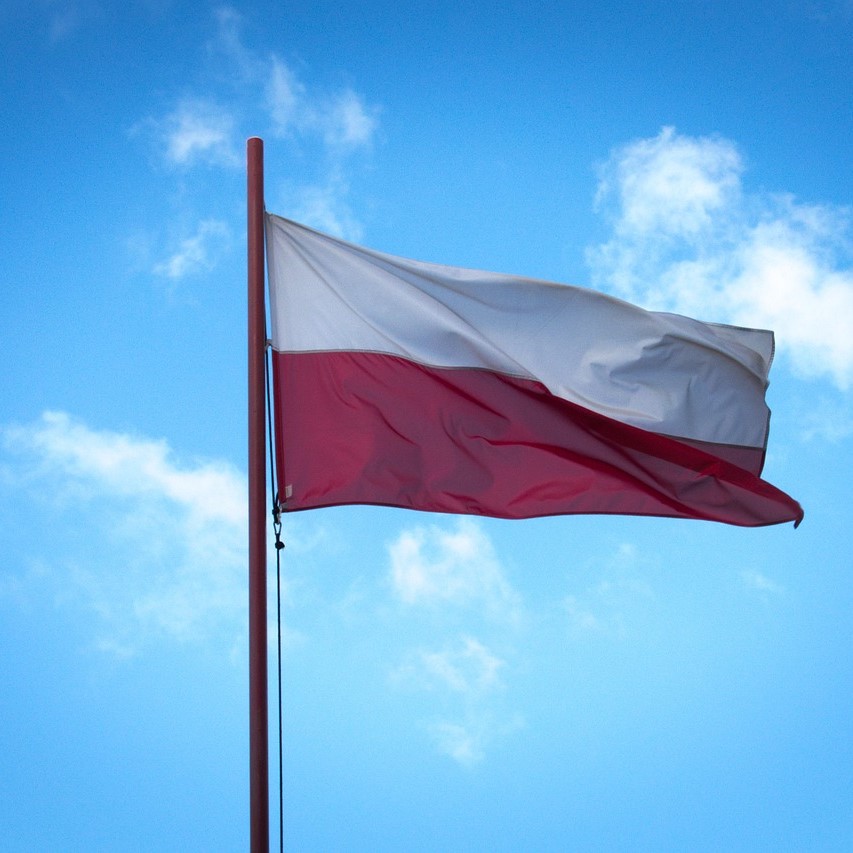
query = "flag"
(265, 214, 802, 527)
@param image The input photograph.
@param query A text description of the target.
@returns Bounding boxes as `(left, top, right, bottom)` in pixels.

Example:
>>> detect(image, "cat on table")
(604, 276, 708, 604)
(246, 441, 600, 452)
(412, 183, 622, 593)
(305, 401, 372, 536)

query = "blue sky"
(1, 1, 852, 850)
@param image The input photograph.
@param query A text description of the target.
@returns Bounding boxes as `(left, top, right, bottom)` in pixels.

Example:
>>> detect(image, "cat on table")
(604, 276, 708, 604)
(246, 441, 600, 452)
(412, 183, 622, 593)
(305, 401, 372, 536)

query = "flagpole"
(247, 136, 269, 853)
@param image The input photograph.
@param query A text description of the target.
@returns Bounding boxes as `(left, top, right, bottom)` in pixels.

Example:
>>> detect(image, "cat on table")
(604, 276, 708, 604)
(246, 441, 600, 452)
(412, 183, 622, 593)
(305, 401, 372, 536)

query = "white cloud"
(386, 521, 526, 764)
(157, 7, 378, 163)
(287, 179, 364, 241)
(265, 57, 378, 152)
(41, 0, 102, 44)
(428, 720, 484, 766)
(563, 595, 602, 633)
(157, 98, 240, 168)
(209, 5, 264, 80)
(415, 635, 505, 695)
(797, 0, 853, 22)
(263, 63, 378, 236)
(587, 126, 853, 389)
(388, 518, 521, 624)
(427, 713, 523, 768)
(799, 397, 853, 442)
(135, 7, 380, 255)
(266, 56, 306, 135)
(595, 126, 742, 240)
(153, 219, 231, 280)
(741, 569, 786, 597)
(47, 6, 80, 43)
(562, 543, 655, 637)
(3, 412, 247, 654)
(8, 411, 244, 525)
(321, 89, 378, 150)
(391, 635, 521, 766)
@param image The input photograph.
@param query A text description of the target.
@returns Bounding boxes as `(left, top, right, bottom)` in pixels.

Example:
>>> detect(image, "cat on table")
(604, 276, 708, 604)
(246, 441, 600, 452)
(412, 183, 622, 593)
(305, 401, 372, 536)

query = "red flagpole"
(247, 136, 269, 853)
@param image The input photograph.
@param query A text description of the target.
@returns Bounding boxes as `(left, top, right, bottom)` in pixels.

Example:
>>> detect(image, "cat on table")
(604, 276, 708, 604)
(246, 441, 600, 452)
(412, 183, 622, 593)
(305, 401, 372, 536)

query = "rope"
(265, 336, 278, 509)
(265, 338, 285, 853)
(274, 515, 284, 853)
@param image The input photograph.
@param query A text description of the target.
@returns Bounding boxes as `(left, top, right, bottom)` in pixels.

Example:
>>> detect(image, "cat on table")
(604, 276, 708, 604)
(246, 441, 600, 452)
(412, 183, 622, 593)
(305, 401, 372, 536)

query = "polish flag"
(265, 214, 802, 527)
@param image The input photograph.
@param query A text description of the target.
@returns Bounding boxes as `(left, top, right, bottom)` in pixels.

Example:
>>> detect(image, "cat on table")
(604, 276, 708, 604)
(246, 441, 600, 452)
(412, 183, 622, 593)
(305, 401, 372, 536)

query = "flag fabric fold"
(265, 213, 802, 527)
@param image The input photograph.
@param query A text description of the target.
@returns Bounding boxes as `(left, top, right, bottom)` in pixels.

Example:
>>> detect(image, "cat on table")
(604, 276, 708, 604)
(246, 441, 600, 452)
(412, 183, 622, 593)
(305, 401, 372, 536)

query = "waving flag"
(265, 214, 802, 527)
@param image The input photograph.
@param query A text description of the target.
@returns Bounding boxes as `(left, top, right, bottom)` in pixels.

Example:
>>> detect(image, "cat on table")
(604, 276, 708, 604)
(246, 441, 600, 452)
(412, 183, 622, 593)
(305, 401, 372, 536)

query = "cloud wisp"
(157, 97, 242, 169)
(389, 517, 522, 626)
(391, 634, 522, 767)
(265, 56, 378, 153)
(562, 543, 656, 639)
(2, 412, 247, 656)
(153, 218, 231, 280)
(741, 569, 786, 598)
(387, 519, 524, 764)
(587, 126, 853, 389)
(135, 4, 379, 276)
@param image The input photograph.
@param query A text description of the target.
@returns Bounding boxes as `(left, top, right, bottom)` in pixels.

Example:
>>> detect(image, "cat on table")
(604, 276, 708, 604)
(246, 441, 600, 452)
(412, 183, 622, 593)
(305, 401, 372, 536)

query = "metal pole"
(247, 136, 269, 853)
